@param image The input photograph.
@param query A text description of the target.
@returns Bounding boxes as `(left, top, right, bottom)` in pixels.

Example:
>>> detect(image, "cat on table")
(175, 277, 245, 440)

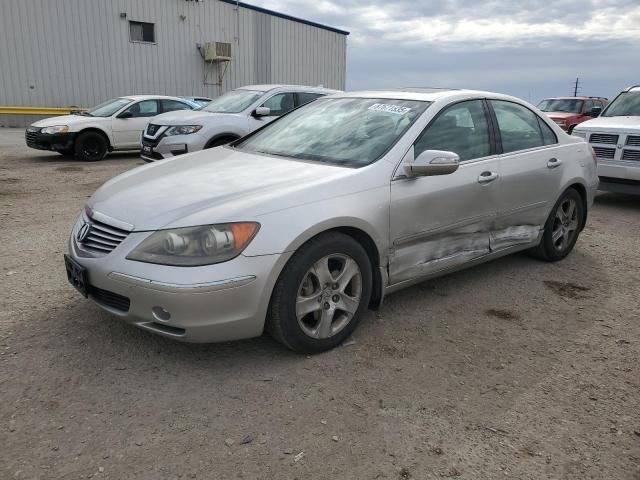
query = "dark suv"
(537, 96, 608, 134)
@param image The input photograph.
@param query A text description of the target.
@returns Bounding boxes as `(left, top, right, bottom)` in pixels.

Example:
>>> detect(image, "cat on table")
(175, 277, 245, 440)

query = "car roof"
(121, 95, 192, 101)
(238, 84, 342, 94)
(626, 85, 640, 92)
(542, 96, 606, 100)
(329, 88, 514, 102)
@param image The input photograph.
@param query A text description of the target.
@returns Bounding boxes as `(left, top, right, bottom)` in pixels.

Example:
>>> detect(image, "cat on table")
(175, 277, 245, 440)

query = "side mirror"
(589, 106, 602, 117)
(253, 107, 271, 117)
(405, 150, 460, 177)
(118, 111, 133, 119)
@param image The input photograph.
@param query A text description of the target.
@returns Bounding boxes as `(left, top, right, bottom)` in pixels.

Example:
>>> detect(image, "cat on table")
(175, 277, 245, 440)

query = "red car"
(537, 96, 608, 134)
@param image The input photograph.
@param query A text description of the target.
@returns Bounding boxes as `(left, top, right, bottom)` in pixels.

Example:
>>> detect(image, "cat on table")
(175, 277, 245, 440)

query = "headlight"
(41, 125, 69, 134)
(126, 222, 259, 266)
(165, 125, 203, 136)
(572, 130, 587, 139)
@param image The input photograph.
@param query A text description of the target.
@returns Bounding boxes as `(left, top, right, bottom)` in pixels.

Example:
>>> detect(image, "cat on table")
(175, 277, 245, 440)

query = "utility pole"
(573, 77, 580, 97)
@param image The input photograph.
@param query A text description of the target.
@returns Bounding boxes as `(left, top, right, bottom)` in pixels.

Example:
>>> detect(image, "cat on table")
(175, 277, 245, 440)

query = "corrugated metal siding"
(0, 0, 347, 127)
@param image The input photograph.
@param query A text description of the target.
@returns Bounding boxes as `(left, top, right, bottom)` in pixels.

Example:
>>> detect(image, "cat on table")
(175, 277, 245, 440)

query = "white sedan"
(25, 96, 199, 161)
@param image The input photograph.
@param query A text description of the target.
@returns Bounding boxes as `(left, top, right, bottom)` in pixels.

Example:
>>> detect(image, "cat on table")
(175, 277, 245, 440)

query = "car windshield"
(202, 89, 263, 113)
(537, 99, 583, 113)
(602, 91, 640, 117)
(87, 98, 134, 117)
(235, 97, 430, 167)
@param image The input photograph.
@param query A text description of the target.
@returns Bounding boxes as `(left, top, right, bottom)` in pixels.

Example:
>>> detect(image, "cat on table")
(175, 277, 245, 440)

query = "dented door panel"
(389, 159, 501, 284)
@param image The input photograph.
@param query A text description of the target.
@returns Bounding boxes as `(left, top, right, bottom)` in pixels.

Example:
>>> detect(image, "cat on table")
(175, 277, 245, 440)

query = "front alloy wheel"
(296, 254, 363, 339)
(268, 232, 372, 353)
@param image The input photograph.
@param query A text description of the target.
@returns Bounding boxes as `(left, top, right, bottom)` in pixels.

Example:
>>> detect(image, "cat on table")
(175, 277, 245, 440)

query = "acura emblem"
(77, 223, 91, 242)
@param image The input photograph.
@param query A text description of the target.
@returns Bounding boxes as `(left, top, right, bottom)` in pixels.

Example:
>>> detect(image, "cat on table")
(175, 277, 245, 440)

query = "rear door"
(111, 99, 159, 149)
(488, 99, 563, 250)
(389, 99, 502, 284)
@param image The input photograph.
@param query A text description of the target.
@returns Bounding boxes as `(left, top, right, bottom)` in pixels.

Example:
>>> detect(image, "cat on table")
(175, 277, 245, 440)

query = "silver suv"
(140, 84, 340, 161)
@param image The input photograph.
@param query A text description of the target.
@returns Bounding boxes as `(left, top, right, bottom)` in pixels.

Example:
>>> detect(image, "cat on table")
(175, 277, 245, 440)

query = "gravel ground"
(1, 127, 639, 480)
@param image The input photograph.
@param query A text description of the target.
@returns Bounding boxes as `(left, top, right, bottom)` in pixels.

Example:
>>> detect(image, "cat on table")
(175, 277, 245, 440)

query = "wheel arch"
(567, 182, 588, 231)
(204, 132, 241, 148)
(76, 127, 112, 149)
(266, 223, 386, 313)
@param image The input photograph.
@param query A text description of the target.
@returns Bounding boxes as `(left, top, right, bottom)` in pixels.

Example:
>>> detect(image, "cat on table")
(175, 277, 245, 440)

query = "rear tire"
(529, 188, 584, 262)
(75, 131, 108, 161)
(267, 232, 372, 354)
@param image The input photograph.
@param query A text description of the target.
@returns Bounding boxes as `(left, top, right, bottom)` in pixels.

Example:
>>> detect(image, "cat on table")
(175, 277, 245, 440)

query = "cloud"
(251, 0, 640, 101)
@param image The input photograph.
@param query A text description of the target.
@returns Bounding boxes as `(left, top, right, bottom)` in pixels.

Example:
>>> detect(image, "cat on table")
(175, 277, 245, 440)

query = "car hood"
(575, 116, 640, 134)
(89, 147, 359, 231)
(150, 110, 234, 126)
(31, 115, 105, 128)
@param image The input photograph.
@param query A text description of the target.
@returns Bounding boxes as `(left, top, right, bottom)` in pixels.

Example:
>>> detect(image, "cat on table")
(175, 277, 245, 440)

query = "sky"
(251, 0, 640, 104)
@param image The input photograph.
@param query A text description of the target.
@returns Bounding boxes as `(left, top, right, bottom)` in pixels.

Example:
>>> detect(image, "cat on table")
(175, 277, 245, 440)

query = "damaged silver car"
(65, 88, 598, 353)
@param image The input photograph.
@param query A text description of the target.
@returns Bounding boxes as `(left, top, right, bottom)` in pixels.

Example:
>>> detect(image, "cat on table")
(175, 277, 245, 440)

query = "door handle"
(477, 171, 499, 184)
(547, 158, 562, 169)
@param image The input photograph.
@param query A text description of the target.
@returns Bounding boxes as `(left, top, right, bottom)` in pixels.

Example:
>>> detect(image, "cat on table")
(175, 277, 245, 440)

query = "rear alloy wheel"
(268, 232, 372, 353)
(529, 188, 584, 262)
(75, 131, 108, 161)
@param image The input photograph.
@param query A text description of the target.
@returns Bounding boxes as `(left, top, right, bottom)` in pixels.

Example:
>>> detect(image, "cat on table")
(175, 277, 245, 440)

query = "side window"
(537, 117, 558, 145)
(161, 99, 191, 113)
(491, 100, 547, 153)
(584, 100, 594, 114)
(296, 92, 323, 107)
(414, 100, 490, 161)
(261, 93, 296, 116)
(124, 100, 158, 118)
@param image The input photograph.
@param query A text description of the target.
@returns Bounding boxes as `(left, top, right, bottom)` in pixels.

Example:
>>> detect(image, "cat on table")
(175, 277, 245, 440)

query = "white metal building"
(0, 0, 348, 127)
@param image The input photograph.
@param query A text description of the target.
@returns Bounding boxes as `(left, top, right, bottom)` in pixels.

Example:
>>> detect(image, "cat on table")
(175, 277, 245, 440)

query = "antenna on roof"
(573, 77, 581, 97)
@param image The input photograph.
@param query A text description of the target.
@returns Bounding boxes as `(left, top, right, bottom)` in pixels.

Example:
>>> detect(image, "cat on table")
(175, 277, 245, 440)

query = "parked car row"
(63, 87, 599, 353)
(140, 85, 338, 161)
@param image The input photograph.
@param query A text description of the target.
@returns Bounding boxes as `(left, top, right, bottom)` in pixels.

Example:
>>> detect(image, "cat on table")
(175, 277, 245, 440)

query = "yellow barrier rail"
(0, 106, 87, 115)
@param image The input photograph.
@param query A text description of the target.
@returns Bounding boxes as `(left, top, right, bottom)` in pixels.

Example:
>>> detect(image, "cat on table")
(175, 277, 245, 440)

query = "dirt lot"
(0, 127, 639, 480)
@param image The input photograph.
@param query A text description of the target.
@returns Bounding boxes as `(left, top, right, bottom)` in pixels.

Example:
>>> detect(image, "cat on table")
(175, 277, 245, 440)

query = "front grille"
(79, 216, 129, 255)
(592, 146, 616, 159)
(142, 136, 162, 148)
(626, 136, 640, 147)
(589, 133, 619, 144)
(25, 130, 39, 146)
(622, 149, 640, 161)
(146, 124, 161, 136)
(91, 286, 130, 312)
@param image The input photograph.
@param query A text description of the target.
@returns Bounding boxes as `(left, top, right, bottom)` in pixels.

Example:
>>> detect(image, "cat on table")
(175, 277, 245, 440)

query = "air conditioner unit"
(204, 42, 231, 62)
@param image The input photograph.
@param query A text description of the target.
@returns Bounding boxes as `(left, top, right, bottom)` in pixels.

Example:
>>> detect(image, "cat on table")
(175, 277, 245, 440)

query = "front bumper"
(25, 128, 75, 151)
(67, 218, 290, 343)
(140, 132, 207, 162)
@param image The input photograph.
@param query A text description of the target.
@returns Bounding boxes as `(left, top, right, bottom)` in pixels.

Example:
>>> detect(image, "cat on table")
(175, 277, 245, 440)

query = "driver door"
(246, 92, 296, 131)
(389, 99, 502, 284)
(111, 99, 159, 149)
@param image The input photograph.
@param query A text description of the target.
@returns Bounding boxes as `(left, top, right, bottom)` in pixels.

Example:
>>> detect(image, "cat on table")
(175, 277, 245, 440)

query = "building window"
(129, 21, 155, 43)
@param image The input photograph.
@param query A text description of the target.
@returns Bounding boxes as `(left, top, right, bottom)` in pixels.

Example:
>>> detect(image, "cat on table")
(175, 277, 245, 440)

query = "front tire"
(267, 232, 373, 354)
(75, 131, 108, 161)
(529, 188, 584, 262)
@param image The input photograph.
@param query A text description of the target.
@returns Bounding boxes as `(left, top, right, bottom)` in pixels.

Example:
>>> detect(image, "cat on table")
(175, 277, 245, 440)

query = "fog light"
(152, 306, 171, 322)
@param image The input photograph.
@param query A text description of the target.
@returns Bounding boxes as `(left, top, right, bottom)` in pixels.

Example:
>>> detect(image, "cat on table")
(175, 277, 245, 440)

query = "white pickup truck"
(140, 85, 340, 161)
(573, 84, 640, 194)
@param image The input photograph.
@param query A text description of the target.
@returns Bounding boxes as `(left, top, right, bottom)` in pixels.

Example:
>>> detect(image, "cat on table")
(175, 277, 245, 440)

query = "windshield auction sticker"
(368, 103, 411, 115)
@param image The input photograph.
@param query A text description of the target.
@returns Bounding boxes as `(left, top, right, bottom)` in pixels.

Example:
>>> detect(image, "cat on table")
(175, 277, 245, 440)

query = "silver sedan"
(65, 88, 599, 353)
